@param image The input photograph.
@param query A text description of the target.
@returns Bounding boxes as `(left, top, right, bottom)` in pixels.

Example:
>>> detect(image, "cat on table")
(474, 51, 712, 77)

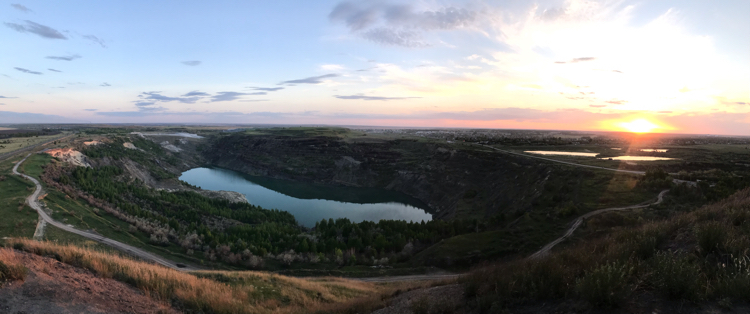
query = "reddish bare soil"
(0, 250, 177, 314)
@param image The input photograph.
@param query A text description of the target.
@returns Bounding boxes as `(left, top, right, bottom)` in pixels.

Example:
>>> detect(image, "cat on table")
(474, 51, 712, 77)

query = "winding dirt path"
(13, 153, 199, 271)
(529, 189, 669, 259)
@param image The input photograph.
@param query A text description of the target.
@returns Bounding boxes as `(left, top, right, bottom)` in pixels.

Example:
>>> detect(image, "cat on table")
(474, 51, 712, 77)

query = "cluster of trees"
(82, 137, 176, 180)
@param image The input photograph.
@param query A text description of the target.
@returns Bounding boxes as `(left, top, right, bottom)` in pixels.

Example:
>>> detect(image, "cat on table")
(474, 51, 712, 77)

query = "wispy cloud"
(247, 87, 285, 92)
(0, 95, 18, 99)
(100, 82, 111, 87)
(48, 68, 62, 72)
(138, 91, 202, 104)
(83, 34, 106, 48)
(334, 94, 421, 101)
(182, 91, 210, 97)
(589, 104, 606, 108)
(4, 20, 66, 39)
(11, 4, 32, 13)
(46, 54, 81, 61)
(279, 74, 339, 85)
(14, 67, 43, 75)
(554, 57, 597, 64)
(181, 60, 201, 66)
(84, 109, 97, 111)
(211, 92, 257, 102)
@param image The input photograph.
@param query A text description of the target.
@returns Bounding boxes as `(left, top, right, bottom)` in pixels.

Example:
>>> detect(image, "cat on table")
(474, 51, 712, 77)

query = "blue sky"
(1, 0, 748, 134)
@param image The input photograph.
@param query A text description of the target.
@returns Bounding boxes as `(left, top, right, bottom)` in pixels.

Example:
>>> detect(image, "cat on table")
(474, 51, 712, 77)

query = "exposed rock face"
(44, 148, 91, 167)
(196, 190, 248, 203)
(204, 135, 553, 220)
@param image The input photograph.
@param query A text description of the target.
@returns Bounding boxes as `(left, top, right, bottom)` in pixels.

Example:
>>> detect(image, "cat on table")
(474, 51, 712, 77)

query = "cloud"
(182, 61, 201, 66)
(0, 103, 5, 106)
(182, 91, 210, 97)
(0, 95, 18, 99)
(210, 92, 257, 102)
(554, 57, 597, 64)
(329, 1, 479, 47)
(605, 100, 628, 105)
(571, 57, 596, 63)
(83, 35, 106, 48)
(4, 20, 66, 39)
(14, 67, 43, 75)
(362, 28, 428, 48)
(238, 100, 270, 102)
(46, 54, 81, 61)
(100, 82, 111, 87)
(247, 87, 285, 92)
(736, 102, 748, 105)
(11, 4, 32, 12)
(138, 91, 202, 104)
(279, 74, 339, 85)
(658, 111, 672, 113)
(334, 94, 421, 101)
(589, 104, 607, 108)
(84, 109, 97, 111)
(612, 70, 623, 73)
(48, 68, 62, 72)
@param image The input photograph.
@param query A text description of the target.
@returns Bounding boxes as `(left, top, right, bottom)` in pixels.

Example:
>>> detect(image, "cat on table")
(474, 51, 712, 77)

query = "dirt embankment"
(204, 135, 554, 219)
(0, 249, 177, 314)
(44, 148, 91, 167)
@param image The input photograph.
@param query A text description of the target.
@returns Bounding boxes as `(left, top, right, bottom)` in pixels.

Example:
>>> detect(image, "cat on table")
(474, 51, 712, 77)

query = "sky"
(1, 0, 749, 135)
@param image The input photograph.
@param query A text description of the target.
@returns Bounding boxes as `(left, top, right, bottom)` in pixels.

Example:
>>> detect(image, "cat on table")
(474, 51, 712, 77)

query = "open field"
(0, 158, 38, 239)
(0, 134, 66, 155)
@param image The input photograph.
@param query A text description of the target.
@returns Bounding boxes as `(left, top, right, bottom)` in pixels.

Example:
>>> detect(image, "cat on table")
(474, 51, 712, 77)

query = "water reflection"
(524, 151, 599, 157)
(601, 156, 675, 161)
(180, 167, 432, 227)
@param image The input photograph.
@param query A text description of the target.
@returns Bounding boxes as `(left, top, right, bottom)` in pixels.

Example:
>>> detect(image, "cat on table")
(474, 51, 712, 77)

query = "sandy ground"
(122, 142, 137, 149)
(44, 148, 91, 167)
(83, 140, 102, 146)
(0, 250, 178, 314)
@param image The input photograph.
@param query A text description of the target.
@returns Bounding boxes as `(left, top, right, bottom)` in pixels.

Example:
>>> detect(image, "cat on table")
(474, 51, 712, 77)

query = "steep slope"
(205, 133, 556, 220)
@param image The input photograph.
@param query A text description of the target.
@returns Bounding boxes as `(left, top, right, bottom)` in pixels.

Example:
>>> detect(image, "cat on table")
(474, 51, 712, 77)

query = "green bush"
(649, 251, 700, 300)
(576, 262, 633, 308)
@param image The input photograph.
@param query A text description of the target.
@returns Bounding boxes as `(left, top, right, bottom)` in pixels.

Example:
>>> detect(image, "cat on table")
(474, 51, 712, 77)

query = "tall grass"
(4, 238, 385, 314)
(0, 248, 28, 281)
(462, 187, 750, 311)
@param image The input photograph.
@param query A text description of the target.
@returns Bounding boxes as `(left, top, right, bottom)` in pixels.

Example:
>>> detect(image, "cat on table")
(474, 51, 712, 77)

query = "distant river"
(179, 167, 432, 227)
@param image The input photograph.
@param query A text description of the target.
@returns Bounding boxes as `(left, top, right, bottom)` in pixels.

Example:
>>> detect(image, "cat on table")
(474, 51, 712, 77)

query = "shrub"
(714, 255, 750, 301)
(576, 262, 633, 308)
(411, 295, 430, 314)
(0, 260, 28, 281)
(649, 251, 700, 300)
(696, 222, 727, 255)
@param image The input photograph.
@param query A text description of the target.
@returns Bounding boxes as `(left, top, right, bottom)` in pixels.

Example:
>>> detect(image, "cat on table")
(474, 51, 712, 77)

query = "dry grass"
(462, 187, 750, 311)
(4, 238, 414, 314)
(0, 247, 28, 281)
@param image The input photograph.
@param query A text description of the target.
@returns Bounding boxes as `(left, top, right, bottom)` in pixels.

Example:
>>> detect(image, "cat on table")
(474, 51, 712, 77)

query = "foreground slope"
(457, 186, 750, 313)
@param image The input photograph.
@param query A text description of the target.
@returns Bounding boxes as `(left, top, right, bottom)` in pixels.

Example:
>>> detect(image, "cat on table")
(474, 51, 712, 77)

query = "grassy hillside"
(460, 186, 750, 312)
(0, 157, 38, 238)
(3, 238, 410, 314)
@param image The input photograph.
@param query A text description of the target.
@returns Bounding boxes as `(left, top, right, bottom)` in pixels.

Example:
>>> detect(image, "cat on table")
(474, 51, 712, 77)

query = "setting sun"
(620, 119, 660, 133)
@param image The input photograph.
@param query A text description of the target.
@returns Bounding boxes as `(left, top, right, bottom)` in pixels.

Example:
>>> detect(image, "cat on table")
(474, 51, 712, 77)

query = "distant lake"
(601, 156, 675, 161)
(180, 167, 432, 227)
(525, 151, 599, 157)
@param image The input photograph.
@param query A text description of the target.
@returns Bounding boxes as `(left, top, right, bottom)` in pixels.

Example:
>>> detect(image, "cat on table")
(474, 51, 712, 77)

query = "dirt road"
(529, 189, 669, 259)
(354, 273, 461, 283)
(13, 153, 199, 271)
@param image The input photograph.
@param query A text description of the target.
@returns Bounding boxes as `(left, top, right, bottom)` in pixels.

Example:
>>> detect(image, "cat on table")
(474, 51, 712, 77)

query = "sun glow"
(620, 119, 660, 133)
